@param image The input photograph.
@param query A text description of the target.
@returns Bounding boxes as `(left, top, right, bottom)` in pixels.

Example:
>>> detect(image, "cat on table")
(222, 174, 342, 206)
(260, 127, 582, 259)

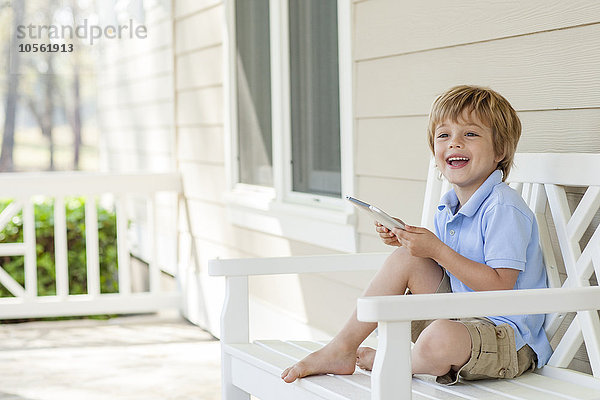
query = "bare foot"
(356, 347, 376, 371)
(281, 341, 357, 383)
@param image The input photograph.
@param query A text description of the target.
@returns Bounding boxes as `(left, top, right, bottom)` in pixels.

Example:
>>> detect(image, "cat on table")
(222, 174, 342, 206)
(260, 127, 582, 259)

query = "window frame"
(223, 0, 356, 252)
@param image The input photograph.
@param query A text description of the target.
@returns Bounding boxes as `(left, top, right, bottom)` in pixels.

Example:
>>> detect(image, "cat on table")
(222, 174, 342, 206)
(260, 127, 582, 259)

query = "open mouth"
(446, 156, 470, 168)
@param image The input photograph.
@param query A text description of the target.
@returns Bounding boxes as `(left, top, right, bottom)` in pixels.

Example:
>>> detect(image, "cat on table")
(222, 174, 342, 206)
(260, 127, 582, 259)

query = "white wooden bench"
(209, 153, 600, 399)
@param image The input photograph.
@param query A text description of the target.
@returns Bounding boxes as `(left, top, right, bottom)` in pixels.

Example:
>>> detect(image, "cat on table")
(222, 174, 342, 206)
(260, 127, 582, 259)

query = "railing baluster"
(85, 196, 100, 297)
(116, 195, 131, 295)
(0, 172, 181, 319)
(0, 266, 26, 297)
(54, 196, 69, 297)
(148, 195, 160, 294)
(23, 199, 37, 299)
(0, 199, 23, 231)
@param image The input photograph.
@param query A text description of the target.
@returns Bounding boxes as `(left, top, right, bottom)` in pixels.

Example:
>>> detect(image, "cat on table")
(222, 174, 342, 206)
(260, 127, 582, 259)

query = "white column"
(116, 196, 131, 295)
(54, 196, 69, 297)
(371, 321, 412, 400)
(147, 195, 160, 294)
(221, 275, 250, 400)
(85, 197, 100, 297)
(23, 199, 37, 299)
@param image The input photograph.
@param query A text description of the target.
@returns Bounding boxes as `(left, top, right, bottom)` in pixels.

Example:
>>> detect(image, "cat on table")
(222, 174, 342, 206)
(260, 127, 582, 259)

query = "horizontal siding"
(356, 116, 430, 180)
(98, 74, 174, 109)
(317, 270, 380, 292)
(356, 24, 600, 118)
(99, 102, 174, 130)
(355, 0, 600, 60)
(252, 273, 364, 336)
(177, 87, 224, 126)
(117, 17, 172, 58)
(356, 176, 426, 235)
(97, 48, 173, 87)
(174, 0, 221, 20)
(175, 6, 223, 54)
(179, 162, 226, 203)
(176, 45, 223, 89)
(102, 128, 174, 154)
(177, 126, 224, 163)
(98, 17, 172, 65)
(356, 108, 600, 183)
(181, 199, 338, 259)
(104, 152, 174, 172)
(182, 199, 229, 240)
(517, 109, 600, 152)
(145, 2, 172, 24)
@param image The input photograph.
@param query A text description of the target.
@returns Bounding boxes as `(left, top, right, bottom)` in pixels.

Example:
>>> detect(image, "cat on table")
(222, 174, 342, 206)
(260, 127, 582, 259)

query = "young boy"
(281, 85, 553, 385)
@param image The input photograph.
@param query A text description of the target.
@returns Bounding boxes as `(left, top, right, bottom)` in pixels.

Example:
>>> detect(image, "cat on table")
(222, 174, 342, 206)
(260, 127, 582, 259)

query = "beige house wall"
(96, 2, 178, 275)
(172, 1, 345, 338)
(97, 3, 175, 173)
(354, 0, 600, 253)
(99, 0, 600, 369)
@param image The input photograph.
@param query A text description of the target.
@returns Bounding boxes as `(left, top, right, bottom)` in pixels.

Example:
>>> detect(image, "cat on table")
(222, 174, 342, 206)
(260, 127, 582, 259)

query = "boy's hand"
(374, 221, 401, 247)
(392, 225, 445, 259)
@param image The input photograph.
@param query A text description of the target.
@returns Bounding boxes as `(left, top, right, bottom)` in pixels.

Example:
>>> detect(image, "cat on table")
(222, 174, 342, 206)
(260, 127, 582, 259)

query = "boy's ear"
(494, 147, 506, 164)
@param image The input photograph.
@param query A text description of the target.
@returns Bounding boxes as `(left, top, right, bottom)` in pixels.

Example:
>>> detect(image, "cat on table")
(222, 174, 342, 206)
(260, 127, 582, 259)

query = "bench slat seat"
(225, 340, 600, 400)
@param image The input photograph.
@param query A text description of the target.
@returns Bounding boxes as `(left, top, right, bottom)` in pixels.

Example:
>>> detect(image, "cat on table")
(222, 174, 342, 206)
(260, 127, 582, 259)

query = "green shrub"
(0, 198, 119, 297)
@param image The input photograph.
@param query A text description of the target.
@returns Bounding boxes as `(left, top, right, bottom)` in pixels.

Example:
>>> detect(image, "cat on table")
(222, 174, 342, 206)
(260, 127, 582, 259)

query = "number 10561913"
(18, 43, 73, 52)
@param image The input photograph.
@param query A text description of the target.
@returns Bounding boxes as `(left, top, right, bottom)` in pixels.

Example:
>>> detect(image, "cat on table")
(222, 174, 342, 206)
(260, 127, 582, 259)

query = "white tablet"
(346, 196, 406, 230)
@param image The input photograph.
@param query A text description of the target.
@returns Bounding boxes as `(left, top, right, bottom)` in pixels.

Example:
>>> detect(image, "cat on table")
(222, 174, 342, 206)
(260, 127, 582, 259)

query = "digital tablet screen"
(346, 196, 405, 230)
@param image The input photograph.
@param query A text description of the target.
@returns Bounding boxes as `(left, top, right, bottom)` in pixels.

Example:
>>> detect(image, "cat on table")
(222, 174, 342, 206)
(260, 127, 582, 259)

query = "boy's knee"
(389, 247, 410, 262)
(416, 320, 461, 357)
(388, 247, 423, 270)
(383, 247, 412, 274)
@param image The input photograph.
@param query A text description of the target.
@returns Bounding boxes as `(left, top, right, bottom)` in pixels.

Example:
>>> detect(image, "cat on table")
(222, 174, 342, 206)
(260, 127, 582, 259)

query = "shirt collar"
(437, 169, 503, 217)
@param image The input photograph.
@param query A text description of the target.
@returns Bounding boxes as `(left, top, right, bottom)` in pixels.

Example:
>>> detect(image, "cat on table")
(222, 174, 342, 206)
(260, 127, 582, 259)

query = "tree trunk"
(69, 0, 83, 170)
(72, 66, 82, 170)
(44, 56, 55, 171)
(26, 56, 56, 171)
(0, 1, 25, 172)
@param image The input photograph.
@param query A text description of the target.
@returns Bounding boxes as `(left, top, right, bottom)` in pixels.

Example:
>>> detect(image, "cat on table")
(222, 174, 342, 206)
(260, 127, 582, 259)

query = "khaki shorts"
(410, 271, 538, 385)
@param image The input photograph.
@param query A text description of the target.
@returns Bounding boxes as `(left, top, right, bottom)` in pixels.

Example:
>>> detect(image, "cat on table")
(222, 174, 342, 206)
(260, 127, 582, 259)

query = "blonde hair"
(426, 85, 521, 181)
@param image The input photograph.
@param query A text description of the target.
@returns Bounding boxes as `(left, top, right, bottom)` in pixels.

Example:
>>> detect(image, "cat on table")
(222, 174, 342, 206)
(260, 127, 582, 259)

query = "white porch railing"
(0, 172, 182, 319)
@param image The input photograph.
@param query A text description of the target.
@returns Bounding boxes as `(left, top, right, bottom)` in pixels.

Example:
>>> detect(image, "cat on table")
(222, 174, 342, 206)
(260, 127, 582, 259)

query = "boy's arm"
(392, 225, 519, 291)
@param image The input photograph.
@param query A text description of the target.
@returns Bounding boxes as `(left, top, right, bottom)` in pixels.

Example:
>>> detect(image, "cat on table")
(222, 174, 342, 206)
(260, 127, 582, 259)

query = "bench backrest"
(420, 153, 600, 378)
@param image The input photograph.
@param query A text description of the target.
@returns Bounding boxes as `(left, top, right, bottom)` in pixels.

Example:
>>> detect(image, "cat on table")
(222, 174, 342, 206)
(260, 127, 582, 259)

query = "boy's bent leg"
(446, 320, 533, 384)
(282, 248, 444, 383)
(434, 319, 535, 385)
(412, 319, 472, 378)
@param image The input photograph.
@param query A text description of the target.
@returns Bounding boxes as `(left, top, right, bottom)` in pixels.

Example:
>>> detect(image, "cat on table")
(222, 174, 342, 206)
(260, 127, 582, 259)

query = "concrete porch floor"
(0, 313, 221, 400)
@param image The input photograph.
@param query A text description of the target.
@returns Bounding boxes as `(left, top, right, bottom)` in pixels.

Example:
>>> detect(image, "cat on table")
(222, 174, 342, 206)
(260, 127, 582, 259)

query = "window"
(225, 0, 355, 251)
(288, 0, 341, 197)
(235, 0, 273, 187)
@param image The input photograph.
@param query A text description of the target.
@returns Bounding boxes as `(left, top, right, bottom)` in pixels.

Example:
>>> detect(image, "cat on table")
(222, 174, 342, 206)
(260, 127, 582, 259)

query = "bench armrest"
(357, 286, 600, 322)
(208, 252, 389, 277)
(359, 286, 600, 399)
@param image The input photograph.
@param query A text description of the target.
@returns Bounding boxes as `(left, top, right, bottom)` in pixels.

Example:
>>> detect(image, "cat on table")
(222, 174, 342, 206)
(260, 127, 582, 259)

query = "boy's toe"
(282, 365, 301, 383)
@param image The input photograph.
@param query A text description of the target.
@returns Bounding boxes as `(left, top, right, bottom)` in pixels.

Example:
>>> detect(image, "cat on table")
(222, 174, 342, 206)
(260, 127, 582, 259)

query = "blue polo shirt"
(434, 169, 552, 367)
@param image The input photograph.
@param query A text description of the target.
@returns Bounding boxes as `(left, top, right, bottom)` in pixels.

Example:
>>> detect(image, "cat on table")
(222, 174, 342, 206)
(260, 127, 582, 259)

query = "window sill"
(223, 189, 357, 253)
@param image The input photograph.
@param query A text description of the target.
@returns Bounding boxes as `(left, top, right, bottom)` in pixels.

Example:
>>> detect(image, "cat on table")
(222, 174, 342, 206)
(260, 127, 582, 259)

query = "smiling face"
(433, 109, 503, 204)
